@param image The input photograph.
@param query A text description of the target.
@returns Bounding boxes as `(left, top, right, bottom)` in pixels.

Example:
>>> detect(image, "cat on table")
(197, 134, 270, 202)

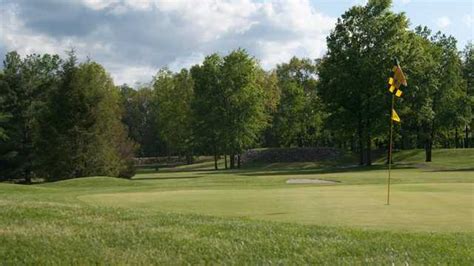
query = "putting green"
(79, 182, 474, 232)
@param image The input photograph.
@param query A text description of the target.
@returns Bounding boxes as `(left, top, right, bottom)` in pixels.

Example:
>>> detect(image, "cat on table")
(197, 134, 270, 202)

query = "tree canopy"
(0, 0, 471, 182)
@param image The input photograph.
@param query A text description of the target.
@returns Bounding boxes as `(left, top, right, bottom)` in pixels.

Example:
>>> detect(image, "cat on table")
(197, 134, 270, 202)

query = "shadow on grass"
(133, 175, 207, 181)
(428, 168, 474, 173)
(135, 162, 420, 178)
(232, 164, 417, 177)
(391, 150, 422, 162)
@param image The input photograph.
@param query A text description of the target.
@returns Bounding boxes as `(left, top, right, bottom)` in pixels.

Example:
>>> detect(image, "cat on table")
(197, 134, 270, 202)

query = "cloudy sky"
(1, 0, 472, 86)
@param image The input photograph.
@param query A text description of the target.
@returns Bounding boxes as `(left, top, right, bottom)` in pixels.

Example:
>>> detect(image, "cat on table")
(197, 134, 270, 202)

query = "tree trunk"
(455, 129, 459, 148)
(401, 126, 406, 150)
(237, 154, 241, 168)
(230, 154, 235, 169)
(426, 120, 435, 162)
(358, 113, 364, 165)
(464, 125, 469, 148)
(24, 171, 32, 184)
(366, 132, 372, 166)
(425, 139, 432, 162)
(186, 154, 193, 165)
(224, 154, 228, 169)
(214, 150, 218, 170)
(366, 116, 372, 166)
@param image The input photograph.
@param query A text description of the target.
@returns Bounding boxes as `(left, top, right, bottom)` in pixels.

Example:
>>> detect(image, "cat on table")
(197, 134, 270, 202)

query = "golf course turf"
(0, 149, 473, 264)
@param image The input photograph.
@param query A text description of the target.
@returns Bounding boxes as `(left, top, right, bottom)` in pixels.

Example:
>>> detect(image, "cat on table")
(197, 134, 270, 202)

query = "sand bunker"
(286, 179, 338, 184)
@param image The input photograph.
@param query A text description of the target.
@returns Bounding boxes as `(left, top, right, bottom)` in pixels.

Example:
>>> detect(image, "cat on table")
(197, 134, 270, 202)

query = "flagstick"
(387, 94, 395, 205)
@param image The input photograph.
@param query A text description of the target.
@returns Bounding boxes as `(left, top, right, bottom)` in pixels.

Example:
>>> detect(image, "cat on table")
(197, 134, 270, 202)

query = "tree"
(461, 43, 473, 148)
(0, 74, 10, 141)
(394, 27, 438, 153)
(220, 49, 267, 168)
(257, 69, 281, 147)
(153, 68, 194, 163)
(271, 57, 322, 147)
(191, 54, 225, 169)
(318, 0, 408, 165)
(36, 53, 136, 180)
(425, 33, 467, 159)
(119, 84, 162, 156)
(394, 27, 468, 161)
(0, 51, 61, 182)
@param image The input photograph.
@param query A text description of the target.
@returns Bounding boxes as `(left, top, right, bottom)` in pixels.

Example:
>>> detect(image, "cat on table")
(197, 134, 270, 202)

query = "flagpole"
(387, 94, 395, 205)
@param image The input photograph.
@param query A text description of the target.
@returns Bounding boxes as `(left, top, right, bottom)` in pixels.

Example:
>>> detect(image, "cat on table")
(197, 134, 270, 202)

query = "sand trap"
(286, 178, 338, 184)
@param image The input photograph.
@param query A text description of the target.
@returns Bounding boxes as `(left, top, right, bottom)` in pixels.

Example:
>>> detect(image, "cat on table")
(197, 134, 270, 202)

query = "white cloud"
(108, 64, 158, 86)
(1, 4, 70, 55)
(436, 16, 451, 29)
(0, 3, 112, 66)
(352, 0, 368, 6)
(463, 14, 473, 28)
(1, 0, 335, 85)
(82, 0, 121, 10)
(168, 52, 205, 72)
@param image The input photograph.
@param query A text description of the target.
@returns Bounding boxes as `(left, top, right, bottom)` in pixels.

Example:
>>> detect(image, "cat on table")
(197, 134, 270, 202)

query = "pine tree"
(37, 53, 136, 180)
(0, 52, 61, 182)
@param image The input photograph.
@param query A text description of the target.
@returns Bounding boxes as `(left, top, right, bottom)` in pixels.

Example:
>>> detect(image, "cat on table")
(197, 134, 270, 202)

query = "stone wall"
(241, 147, 342, 164)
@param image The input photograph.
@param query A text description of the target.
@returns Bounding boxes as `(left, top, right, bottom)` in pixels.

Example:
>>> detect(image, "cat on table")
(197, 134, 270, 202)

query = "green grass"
(0, 149, 473, 264)
(79, 183, 473, 232)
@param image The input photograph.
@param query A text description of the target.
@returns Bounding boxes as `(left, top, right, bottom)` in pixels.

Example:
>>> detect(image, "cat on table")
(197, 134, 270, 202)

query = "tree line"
(1, 0, 472, 182)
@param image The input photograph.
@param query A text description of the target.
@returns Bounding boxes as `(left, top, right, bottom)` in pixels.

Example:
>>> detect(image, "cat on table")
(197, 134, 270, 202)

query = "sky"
(1, 0, 473, 86)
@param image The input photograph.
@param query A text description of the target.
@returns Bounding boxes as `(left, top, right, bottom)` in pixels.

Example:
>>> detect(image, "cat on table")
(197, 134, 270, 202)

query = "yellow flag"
(387, 62, 407, 97)
(392, 109, 401, 122)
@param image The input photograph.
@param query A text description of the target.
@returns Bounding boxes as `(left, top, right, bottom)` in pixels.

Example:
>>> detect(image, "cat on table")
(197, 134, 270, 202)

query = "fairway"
(80, 183, 473, 232)
(1, 149, 473, 264)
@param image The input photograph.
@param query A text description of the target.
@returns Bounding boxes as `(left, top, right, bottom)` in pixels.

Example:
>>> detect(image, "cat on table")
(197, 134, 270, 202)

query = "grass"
(79, 183, 473, 232)
(0, 148, 473, 264)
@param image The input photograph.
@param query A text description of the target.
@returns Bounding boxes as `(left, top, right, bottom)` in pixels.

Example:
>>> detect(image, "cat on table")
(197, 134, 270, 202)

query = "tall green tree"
(153, 68, 194, 163)
(257, 69, 281, 147)
(220, 49, 267, 168)
(119, 84, 163, 156)
(394, 27, 438, 152)
(0, 51, 61, 182)
(36, 54, 136, 180)
(390, 27, 468, 161)
(271, 57, 322, 147)
(318, 0, 408, 165)
(461, 43, 473, 148)
(0, 73, 9, 141)
(425, 33, 467, 159)
(0, 103, 9, 141)
(191, 54, 225, 169)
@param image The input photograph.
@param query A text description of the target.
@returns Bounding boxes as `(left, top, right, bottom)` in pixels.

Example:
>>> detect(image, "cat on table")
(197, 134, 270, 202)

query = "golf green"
(80, 182, 473, 232)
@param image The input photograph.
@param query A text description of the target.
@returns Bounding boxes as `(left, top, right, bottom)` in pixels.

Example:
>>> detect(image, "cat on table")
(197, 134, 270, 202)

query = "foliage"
(399, 28, 469, 160)
(319, 0, 410, 165)
(36, 53, 136, 180)
(191, 54, 225, 168)
(119, 85, 162, 157)
(220, 49, 267, 161)
(153, 68, 194, 161)
(0, 51, 61, 182)
(0, 0, 472, 181)
(462, 43, 473, 147)
(191, 49, 267, 168)
(271, 57, 322, 147)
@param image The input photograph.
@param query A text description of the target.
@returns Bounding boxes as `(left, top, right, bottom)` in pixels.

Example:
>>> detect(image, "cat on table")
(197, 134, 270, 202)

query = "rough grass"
(0, 149, 473, 264)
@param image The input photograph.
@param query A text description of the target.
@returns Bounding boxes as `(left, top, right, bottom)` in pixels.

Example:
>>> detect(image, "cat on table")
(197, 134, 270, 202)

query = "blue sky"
(1, 0, 472, 85)
(314, 0, 473, 47)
